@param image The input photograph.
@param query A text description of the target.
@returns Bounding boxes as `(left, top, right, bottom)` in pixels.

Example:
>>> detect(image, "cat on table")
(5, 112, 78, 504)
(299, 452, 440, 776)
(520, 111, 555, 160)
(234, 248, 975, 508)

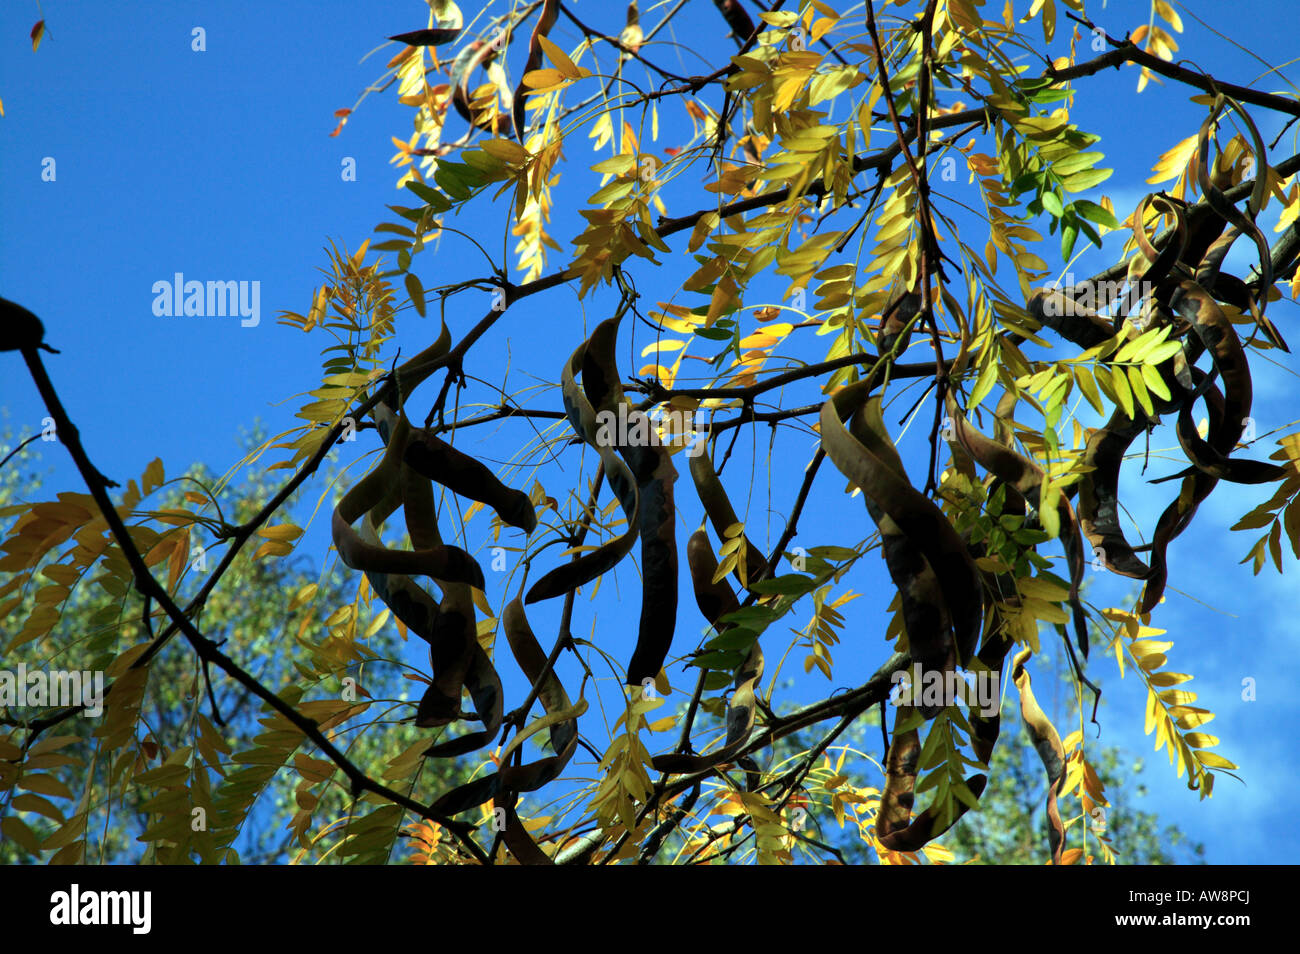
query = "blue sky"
(3, 0, 1299, 864)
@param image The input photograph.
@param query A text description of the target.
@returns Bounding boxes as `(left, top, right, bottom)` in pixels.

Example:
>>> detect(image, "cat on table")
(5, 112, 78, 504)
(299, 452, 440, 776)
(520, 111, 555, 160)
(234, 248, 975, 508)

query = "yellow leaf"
(253, 540, 292, 560)
(405, 272, 426, 317)
(1017, 576, 1069, 602)
(1192, 750, 1237, 769)
(19, 773, 72, 799)
(522, 67, 567, 89)
(351, 240, 370, 268)
(257, 523, 304, 543)
(536, 33, 586, 79)
(289, 583, 318, 611)
(1, 817, 42, 854)
(1022, 596, 1068, 624)
(481, 138, 529, 164)
(142, 458, 165, 494)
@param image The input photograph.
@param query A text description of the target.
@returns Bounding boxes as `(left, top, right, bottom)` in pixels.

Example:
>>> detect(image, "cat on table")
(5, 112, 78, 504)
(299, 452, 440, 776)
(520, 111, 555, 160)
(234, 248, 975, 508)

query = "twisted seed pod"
(528, 315, 678, 686)
(1012, 650, 1066, 864)
(404, 428, 537, 532)
(822, 381, 983, 666)
(524, 338, 641, 604)
(332, 417, 485, 594)
(688, 445, 767, 586)
(652, 530, 763, 774)
(510, 0, 559, 141)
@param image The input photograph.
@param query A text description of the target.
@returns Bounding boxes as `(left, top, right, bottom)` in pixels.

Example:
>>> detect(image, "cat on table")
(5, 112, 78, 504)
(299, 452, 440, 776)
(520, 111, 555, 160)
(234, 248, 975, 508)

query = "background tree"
(3, 0, 1298, 864)
(0, 425, 476, 863)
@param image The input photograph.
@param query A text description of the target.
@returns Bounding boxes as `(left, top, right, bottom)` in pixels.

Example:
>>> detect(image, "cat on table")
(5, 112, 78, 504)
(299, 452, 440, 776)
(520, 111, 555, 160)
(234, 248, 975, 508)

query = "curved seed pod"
(1197, 95, 1286, 350)
(400, 460, 502, 742)
(1195, 221, 1264, 319)
(1012, 650, 1066, 864)
(1168, 280, 1254, 444)
(849, 397, 963, 681)
(943, 390, 1089, 658)
(876, 630, 1013, 854)
(332, 416, 486, 592)
(405, 428, 537, 532)
(1077, 410, 1155, 579)
(356, 480, 444, 654)
(1140, 357, 1286, 612)
(332, 323, 495, 732)
(624, 467, 678, 686)
(1140, 377, 1226, 613)
(493, 797, 554, 865)
(875, 710, 923, 850)
(711, 0, 755, 42)
(525, 339, 641, 603)
(576, 314, 679, 687)
(429, 598, 585, 817)
(500, 597, 584, 775)
(1206, 270, 1256, 314)
(510, 0, 559, 141)
(877, 288, 921, 359)
(685, 528, 741, 625)
(1026, 289, 1114, 349)
(0, 297, 46, 352)
(652, 531, 764, 774)
(821, 382, 983, 667)
(580, 316, 626, 415)
(1129, 193, 1191, 313)
(1141, 477, 1213, 615)
(876, 710, 988, 853)
(449, 40, 514, 136)
(1162, 368, 1288, 485)
(403, 460, 499, 738)
(1196, 226, 1242, 295)
(688, 446, 767, 586)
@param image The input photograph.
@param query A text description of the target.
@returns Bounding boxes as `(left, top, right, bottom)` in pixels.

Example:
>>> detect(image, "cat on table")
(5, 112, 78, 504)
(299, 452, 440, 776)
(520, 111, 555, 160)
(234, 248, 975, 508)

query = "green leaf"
(434, 163, 472, 201)
(807, 546, 860, 560)
(717, 606, 778, 627)
(1059, 167, 1113, 192)
(1051, 151, 1105, 177)
(694, 326, 733, 341)
(1060, 217, 1079, 260)
(1073, 199, 1120, 229)
(749, 575, 817, 596)
(707, 629, 759, 651)
(404, 180, 450, 211)
(691, 650, 744, 670)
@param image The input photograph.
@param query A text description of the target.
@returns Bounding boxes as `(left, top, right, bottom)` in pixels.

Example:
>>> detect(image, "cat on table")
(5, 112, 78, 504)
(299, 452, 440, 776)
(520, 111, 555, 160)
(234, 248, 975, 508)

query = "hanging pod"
(1012, 650, 1067, 865)
(652, 530, 764, 774)
(943, 390, 1090, 659)
(526, 314, 678, 687)
(821, 380, 984, 669)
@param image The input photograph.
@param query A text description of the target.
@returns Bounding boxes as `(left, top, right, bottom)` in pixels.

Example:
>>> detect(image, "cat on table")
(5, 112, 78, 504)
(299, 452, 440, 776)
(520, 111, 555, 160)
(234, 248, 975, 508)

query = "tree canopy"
(3, 0, 1298, 865)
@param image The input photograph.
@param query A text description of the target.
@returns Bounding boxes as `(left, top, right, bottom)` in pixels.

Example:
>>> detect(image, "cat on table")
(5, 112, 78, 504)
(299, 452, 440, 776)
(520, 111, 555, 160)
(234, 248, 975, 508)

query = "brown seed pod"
(0, 297, 45, 352)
